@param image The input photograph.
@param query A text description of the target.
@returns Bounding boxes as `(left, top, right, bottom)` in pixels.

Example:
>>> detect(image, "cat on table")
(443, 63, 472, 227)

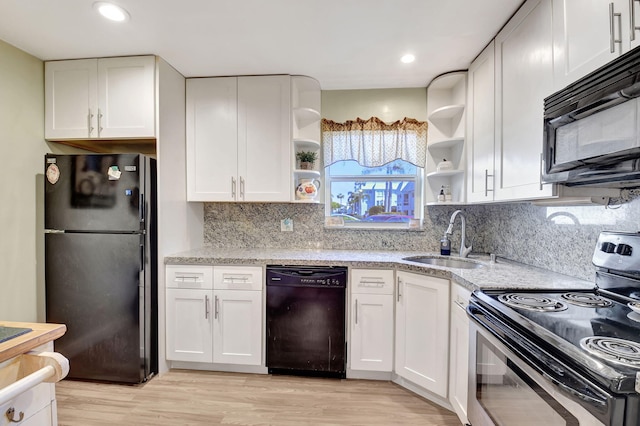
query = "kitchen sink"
(403, 256, 484, 269)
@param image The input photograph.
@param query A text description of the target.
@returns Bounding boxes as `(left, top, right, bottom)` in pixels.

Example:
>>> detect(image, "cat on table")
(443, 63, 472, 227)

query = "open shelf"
(293, 107, 321, 128)
(428, 137, 464, 151)
(293, 138, 321, 151)
(428, 104, 464, 121)
(426, 169, 464, 178)
(294, 169, 321, 178)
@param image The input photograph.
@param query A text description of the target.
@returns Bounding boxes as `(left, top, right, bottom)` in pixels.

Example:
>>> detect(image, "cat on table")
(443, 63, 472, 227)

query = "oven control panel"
(593, 232, 640, 272)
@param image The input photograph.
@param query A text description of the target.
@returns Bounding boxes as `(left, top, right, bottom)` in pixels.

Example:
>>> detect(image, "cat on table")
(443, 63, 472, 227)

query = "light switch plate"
(281, 218, 293, 232)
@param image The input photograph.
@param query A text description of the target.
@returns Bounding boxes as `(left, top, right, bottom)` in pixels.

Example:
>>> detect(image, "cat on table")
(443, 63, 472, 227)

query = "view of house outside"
(327, 159, 420, 223)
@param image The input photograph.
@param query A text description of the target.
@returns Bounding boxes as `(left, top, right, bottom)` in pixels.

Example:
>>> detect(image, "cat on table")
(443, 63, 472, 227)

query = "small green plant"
(296, 151, 318, 163)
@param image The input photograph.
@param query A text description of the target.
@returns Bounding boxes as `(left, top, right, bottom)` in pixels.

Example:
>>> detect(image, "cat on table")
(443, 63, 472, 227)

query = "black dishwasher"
(266, 266, 347, 378)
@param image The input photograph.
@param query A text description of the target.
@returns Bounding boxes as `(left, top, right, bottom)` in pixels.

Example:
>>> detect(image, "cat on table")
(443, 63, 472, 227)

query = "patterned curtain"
(322, 117, 427, 168)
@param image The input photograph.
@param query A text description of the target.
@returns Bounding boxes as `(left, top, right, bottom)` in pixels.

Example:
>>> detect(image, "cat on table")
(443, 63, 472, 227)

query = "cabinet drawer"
(451, 282, 472, 310)
(213, 266, 263, 291)
(350, 269, 394, 295)
(166, 265, 213, 290)
(0, 382, 53, 426)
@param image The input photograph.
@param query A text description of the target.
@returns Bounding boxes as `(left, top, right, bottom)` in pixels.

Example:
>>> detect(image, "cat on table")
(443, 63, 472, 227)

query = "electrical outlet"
(281, 218, 293, 232)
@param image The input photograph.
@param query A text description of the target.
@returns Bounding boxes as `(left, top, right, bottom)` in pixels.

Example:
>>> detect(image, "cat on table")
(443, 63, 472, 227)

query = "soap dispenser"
(440, 235, 451, 256)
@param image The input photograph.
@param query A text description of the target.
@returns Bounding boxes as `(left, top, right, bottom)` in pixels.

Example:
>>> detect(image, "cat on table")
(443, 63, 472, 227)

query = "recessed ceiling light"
(93, 2, 130, 22)
(401, 54, 415, 64)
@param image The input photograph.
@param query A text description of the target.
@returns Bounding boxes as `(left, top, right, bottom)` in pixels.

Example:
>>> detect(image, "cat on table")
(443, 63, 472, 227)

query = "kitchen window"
(322, 117, 426, 228)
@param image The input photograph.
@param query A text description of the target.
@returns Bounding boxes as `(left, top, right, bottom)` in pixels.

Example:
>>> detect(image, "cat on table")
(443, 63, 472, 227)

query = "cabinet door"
(213, 289, 262, 365)
(237, 76, 291, 202)
(553, 0, 630, 91)
(97, 56, 156, 138)
(494, 0, 555, 201)
(166, 288, 213, 363)
(45, 59, 98, 140)
(467, 41, 496, 203)
(449, 284, 471, 425)
(350, 293, 394, 372)
(395, 272, 449, 397)
(186, 77, 239, 201)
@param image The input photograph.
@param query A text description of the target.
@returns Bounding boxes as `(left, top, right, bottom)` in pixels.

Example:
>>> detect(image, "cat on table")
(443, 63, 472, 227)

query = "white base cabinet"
(395, 271, 450, 398)
(448, 283, 472, 425)
(45, 56, 156, 140)
(166, 265, 263, 367)
(212, 267, 263, 365)
(166, 287, 213, 363)
(349, 269, 394, 372)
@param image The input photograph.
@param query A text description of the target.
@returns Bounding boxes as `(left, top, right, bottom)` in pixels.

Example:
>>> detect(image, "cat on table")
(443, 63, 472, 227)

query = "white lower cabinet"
(449, 283, 472, 425)
(395, 271, 450, 398)
(349, 269, 394, 372)
(166, 265, 263, 367)
(212, 289, 262, 365)
(166, 287, 213, 363)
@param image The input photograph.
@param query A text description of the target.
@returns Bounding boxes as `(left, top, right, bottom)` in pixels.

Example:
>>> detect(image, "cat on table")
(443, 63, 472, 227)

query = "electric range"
(468, 232, 640, 426)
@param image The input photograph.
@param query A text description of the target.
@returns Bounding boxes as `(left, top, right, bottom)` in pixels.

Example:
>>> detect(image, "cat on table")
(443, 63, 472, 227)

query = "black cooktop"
(474, 289, 640, 393)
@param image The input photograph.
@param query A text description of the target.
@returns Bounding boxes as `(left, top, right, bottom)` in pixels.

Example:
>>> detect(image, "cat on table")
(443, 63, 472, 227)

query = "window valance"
(321, 117, 427, 168)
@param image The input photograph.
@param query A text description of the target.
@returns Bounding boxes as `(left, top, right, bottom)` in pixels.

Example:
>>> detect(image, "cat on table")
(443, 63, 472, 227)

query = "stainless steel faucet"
(445, 210, 472, 258)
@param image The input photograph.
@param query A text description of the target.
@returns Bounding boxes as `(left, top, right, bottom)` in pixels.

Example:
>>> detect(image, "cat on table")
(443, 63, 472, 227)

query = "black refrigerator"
(44, 153, 157, 384)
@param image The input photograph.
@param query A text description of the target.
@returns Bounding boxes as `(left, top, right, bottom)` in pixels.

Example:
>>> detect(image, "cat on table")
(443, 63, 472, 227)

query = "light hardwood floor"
(56, 370, 461, 425)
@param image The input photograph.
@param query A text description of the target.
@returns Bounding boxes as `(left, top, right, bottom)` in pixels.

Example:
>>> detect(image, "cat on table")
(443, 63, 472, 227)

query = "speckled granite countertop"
(165, 248, 594, 292)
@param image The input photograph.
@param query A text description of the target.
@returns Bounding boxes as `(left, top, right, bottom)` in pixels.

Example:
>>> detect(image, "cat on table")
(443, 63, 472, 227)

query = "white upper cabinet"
(186, 75, 291, 202)
(552, 0, 636, 91)
(466, 41, 496, 203)
(494, 0, 555, 201)
(186, 77, 239, 201)
(45, 56, 156, 140)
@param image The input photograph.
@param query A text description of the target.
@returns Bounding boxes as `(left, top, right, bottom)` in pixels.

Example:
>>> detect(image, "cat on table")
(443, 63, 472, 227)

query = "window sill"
(323, 221, 424, 232)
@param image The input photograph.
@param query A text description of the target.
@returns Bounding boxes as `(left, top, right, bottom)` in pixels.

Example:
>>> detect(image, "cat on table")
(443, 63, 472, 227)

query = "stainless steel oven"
(467, 232, 640, 426)
(468, 304, 612, 426)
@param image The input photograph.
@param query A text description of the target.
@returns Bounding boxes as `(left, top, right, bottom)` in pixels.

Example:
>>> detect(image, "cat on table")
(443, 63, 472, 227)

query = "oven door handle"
(469, 305, 610, 409)
(539, 368, 608, 407)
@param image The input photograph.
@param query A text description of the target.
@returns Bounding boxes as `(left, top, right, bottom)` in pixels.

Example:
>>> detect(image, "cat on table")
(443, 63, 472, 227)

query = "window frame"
(324, 161, 424, 229)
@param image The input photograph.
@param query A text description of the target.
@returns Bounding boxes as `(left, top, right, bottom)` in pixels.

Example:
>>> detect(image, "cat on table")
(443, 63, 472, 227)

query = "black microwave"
(543, 46, 640, 187)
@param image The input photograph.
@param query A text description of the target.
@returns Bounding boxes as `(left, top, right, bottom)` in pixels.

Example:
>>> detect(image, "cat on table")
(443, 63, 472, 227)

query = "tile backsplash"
(203, 191, 640, 281)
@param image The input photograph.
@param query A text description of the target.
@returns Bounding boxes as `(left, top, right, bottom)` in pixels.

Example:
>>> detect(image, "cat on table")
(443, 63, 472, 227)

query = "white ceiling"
(0, 0, 523, 90)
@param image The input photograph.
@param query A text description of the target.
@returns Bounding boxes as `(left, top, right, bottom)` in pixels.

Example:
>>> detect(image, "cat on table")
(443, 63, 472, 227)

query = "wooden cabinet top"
(0, 321, 66, 363)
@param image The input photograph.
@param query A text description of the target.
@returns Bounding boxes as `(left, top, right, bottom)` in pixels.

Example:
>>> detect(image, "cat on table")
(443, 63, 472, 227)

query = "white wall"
(321, 88, 427, 122)
(156, 58, 203, 374)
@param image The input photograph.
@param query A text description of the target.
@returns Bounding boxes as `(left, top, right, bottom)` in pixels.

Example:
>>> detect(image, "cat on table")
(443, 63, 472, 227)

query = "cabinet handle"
(631, 0, 640, 41)
(231, 177, 237, 199)
(539, 152, 544, 190)
(610, 3, 623, 53)
(87, 108, 94, 137)
(5, 407, 24, 423)
(355, 299, 359, 325)
(239, 176, 245, 200)
(97, 108, 104, 136)
(484, 169, 494, 197)
(397, 278, 402, 302)
(214, 295, 219, 319)
(205, 295, 210, 319)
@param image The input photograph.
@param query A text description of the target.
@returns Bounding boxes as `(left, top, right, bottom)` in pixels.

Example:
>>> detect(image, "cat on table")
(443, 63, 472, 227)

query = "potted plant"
(296, 151, 318, 170)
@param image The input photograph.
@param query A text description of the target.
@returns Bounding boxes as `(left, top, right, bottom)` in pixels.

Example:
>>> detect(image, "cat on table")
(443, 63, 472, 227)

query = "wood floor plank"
(56, 370, 461, 425)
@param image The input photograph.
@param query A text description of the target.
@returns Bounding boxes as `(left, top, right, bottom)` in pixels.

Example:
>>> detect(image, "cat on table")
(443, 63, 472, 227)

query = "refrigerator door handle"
(139, 193, 145, 226)
(139, 243, 145, 272)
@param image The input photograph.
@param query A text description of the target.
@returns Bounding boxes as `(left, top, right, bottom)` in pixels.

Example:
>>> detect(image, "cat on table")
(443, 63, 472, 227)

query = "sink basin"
(403, 256, 484, 269)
